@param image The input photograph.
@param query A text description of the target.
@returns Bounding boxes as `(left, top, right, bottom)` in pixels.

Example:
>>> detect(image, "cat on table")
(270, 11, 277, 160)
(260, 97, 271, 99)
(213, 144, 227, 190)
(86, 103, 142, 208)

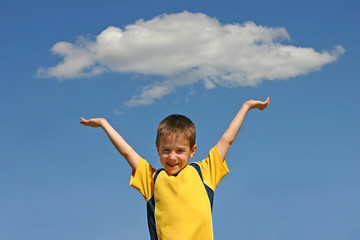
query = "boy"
(80, 97, 270, 240)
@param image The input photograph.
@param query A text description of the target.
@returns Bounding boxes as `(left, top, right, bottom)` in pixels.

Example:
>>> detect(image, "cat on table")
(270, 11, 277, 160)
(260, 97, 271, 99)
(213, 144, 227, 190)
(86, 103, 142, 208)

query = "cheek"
(160, 155, 167, 163)
(180, 157, 189, 165)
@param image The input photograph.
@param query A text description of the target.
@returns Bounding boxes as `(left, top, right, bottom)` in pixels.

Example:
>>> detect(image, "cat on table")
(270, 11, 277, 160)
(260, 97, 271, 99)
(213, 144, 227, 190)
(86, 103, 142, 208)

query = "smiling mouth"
(167, 162, 179, 168)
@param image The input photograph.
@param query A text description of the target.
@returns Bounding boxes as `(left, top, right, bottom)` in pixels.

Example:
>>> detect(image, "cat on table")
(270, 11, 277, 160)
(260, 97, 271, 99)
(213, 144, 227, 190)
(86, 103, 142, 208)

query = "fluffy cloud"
(37, 11, 344, 106)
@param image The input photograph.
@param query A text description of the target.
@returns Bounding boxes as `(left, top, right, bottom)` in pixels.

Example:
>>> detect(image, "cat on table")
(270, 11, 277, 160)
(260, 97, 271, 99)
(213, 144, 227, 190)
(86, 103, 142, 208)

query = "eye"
(162, 149, 171, 153)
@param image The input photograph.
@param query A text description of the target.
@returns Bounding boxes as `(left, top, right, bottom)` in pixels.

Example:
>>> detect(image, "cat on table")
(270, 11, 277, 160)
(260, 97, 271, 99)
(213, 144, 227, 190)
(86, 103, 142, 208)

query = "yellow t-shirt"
(130, 146, 229, 240)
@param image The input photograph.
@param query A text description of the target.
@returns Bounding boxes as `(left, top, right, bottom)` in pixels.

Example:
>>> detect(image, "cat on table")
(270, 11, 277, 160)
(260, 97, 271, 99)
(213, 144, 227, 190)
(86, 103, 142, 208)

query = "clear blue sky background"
(1, 0, 359, 239)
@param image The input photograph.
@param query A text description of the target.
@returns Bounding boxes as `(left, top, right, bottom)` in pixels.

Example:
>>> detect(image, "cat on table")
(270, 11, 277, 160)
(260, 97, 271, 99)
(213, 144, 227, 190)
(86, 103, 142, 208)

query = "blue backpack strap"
(189, 163, 215, 210)
(147, 168, 164, 240)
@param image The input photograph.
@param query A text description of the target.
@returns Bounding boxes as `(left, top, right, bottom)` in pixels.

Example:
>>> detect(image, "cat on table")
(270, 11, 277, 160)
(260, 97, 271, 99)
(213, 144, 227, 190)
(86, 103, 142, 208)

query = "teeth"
(168, 163, 178, 167)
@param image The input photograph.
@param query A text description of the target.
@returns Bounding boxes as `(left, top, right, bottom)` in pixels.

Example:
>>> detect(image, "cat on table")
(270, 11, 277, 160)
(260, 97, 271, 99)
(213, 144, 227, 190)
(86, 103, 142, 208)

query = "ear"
(189, 144, 197, 158)
(156, 144, 160, 156)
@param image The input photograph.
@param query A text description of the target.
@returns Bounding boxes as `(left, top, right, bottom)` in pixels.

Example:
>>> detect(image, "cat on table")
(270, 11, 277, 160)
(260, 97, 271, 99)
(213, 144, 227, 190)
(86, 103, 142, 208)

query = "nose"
(168, 151, 177, 160)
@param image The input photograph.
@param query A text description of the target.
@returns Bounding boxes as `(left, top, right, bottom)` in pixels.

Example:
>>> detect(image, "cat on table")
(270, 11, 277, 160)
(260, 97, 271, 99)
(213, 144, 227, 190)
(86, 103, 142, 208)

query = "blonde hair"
(156, 114, 196, 148)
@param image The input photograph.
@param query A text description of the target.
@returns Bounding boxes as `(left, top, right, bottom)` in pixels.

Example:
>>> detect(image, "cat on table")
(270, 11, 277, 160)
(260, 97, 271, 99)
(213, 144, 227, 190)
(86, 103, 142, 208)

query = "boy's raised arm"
(216, 97, 270, 160)
(80, 117, 140, 171)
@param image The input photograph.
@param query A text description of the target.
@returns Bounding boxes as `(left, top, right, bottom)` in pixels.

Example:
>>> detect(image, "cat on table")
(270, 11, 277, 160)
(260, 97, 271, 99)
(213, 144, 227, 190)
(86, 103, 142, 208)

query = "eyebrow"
(160, 146, 188, 149)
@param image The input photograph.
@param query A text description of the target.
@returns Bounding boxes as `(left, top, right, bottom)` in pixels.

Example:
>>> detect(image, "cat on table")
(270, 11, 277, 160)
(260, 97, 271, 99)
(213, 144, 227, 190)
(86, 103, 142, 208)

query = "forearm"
(216, 103, 250, 159)
(215, 97, 269, 160)
(221, 104, 250, 145)
(100, 119, 140, 170)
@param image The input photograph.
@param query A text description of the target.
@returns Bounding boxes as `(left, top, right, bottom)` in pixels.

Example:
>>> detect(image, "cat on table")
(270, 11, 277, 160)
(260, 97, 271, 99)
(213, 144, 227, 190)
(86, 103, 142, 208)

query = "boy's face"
(156, 133, 197, 175)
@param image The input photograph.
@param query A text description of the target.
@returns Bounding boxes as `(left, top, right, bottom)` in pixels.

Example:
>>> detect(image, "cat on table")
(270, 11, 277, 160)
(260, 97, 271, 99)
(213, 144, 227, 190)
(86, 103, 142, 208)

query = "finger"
(80, 121, 88, 125)
(80, 117, 90, 125)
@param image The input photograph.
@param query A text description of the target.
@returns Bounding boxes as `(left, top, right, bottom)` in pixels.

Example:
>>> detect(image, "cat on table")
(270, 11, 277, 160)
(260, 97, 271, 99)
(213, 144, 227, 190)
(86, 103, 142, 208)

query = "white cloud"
(113, 110, 124, 116)
(37, 11, 345, 106)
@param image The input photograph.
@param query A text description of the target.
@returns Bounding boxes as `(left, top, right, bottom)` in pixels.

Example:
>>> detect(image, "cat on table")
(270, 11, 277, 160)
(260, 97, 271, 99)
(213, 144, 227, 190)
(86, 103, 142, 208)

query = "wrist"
(242, 101, 252, 112)
(99, 118, 108, 128)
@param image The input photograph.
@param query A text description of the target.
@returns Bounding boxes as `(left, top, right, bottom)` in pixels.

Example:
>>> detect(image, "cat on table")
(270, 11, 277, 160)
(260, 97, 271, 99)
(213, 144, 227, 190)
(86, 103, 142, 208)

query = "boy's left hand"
(245, 97, 270, 111)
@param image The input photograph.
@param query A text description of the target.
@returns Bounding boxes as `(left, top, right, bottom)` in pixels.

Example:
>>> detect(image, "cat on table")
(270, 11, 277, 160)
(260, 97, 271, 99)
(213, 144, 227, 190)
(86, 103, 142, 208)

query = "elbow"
(220, 136, 233, 148)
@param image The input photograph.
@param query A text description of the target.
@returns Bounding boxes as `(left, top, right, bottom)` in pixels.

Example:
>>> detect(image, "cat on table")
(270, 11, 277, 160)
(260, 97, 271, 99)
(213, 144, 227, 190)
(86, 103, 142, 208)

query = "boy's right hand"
(80, 117, 106, 128)
(80, 117, 140, 170)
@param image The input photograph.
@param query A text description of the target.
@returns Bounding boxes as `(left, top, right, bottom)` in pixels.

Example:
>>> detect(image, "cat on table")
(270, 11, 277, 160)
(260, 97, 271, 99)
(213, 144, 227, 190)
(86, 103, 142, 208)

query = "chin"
(167, 169, 180, 175)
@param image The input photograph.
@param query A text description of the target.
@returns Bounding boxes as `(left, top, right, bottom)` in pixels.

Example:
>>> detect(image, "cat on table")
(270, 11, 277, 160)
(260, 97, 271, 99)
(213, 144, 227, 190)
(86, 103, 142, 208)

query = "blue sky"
(1, 0, 359, 239)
